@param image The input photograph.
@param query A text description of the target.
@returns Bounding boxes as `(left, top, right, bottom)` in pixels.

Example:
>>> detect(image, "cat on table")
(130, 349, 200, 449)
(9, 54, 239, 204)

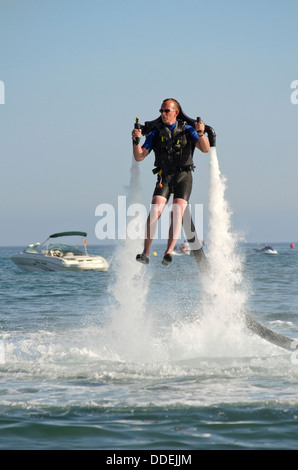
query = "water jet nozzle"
(204, 124, 216, 147)
(133, 117, 141, 145)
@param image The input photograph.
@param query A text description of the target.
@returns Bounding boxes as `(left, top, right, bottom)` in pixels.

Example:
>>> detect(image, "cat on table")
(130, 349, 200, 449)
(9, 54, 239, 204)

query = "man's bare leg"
(136, 195, 167, 263)
(162, 198, 187, 265)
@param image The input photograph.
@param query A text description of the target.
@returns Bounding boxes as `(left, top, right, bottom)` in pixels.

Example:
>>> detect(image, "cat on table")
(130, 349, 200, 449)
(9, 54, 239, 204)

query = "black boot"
(136, 253, 149, 265)
(162, 253, 172, 266)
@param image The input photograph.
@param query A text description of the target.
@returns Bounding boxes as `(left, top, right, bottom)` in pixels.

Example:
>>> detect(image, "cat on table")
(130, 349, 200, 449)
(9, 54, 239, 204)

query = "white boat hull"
(10, 252, 109, 272)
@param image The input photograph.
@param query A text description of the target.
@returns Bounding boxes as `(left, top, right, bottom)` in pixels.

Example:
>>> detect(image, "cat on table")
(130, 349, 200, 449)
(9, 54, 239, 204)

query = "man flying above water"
(132, 98, 210, 266)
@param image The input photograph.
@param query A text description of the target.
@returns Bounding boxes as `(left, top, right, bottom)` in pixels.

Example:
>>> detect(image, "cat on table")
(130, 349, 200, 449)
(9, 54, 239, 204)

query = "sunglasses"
(159, 108, 176, 114)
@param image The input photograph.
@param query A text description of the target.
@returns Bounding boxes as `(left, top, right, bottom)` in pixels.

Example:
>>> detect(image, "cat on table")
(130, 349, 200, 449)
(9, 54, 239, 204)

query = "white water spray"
(206, 148, 246, 307)
(106, 144, 250, 363)
(197, 146, 249, 354)
(107, 157, 152, 361)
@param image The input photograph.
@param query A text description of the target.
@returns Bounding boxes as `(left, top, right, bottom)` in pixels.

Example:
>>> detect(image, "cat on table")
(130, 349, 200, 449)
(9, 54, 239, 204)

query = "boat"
(172, 241, 191, 256)
(10, 231, 109, 272)
(172, 239, 207, 256)
(253, 245, 278, 255)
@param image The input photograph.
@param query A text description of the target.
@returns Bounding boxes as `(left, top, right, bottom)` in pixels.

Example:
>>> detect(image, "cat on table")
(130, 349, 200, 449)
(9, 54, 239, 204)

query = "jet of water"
(196, 147, 249, 354)
(107, 157, 152, 361)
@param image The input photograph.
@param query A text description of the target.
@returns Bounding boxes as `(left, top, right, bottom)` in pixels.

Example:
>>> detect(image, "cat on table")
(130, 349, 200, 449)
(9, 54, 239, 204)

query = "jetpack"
(133, 107, 216, 147)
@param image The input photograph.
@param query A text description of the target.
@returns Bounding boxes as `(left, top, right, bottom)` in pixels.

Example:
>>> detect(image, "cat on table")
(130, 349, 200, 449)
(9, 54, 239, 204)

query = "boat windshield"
(48, 243, 84, 255)
(24, 246, 40, 254)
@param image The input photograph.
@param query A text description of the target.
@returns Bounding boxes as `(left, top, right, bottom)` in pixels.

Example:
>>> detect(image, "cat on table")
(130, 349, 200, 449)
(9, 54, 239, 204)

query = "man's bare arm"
(132, 128, 149, 161)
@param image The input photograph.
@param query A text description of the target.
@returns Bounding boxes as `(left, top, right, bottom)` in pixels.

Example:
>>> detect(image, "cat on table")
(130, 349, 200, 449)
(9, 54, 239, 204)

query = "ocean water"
(1, 243, 298, 451)
(1, 152, 298, 451)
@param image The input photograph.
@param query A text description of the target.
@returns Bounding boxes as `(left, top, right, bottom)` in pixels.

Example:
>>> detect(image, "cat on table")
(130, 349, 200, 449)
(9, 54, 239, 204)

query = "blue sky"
(1, 0, 297, 245)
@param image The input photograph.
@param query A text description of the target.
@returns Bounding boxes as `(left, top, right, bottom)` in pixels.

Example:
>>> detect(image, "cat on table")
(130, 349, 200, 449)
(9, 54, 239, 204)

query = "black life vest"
(152, 120, 195, 175)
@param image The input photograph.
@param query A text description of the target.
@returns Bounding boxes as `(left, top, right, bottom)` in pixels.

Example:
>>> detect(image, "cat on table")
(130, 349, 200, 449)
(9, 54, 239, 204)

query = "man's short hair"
(162, 98, 181, 112)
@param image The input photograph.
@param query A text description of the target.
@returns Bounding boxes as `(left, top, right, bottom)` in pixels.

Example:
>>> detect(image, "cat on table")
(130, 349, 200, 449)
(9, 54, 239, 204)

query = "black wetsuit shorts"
(153, 170, 193, 202)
